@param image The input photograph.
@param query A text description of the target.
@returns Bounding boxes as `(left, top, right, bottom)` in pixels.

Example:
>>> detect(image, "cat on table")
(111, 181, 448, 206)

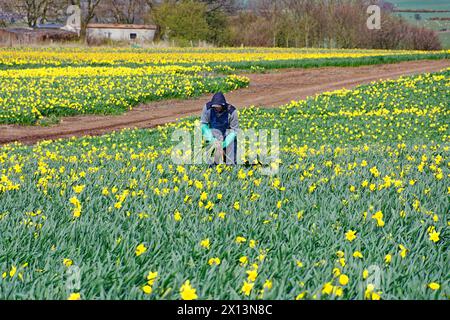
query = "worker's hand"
(212, 140, 224, 164)
(222, 132, 237, 149)
(212, 139, 222, 150)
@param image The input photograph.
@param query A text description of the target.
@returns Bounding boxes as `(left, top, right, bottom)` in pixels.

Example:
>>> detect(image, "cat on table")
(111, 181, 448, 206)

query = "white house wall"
(87, 28, 155, 42)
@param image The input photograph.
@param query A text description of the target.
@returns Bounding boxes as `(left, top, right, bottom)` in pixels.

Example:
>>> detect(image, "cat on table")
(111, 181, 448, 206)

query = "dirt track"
(1, 59, 449, 145)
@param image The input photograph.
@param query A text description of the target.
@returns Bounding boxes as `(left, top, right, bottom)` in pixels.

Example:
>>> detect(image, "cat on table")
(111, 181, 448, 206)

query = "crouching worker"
(201, 92, 238, 165)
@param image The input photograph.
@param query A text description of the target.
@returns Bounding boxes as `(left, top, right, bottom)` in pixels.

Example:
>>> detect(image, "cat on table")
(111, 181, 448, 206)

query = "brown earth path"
(1, 59, 449, 145)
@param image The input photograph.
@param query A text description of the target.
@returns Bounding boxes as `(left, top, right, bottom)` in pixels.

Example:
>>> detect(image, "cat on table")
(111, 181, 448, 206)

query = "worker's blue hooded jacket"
(206, 92, 236, 136)
(206, 92, 237, 163)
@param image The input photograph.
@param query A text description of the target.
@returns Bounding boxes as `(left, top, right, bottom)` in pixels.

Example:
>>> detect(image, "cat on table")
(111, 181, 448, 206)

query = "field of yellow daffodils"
(0, 67, 448, 300)
(1, 47, 448, 68)
(0, 47, 449, 125)
(0, 63, 248, 125)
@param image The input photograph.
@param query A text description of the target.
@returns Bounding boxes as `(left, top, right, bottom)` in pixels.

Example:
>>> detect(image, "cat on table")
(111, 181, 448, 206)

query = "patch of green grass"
(36, 115, 61, 127)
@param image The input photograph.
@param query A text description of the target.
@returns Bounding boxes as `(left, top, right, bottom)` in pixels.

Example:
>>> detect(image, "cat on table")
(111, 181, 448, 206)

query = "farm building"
(0, 28, 78, 46)
(86, 24, 157, 43)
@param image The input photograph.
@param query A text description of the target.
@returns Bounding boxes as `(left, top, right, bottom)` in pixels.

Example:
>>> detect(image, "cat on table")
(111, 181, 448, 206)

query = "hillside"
(388, 0, 450, 48)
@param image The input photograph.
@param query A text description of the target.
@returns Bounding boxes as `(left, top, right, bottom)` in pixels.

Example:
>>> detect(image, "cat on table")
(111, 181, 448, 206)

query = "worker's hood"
(206, 92, 228, 108)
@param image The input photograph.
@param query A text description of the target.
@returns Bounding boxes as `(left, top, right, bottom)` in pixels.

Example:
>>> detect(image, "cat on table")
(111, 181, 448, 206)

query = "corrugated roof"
(36, 24, 65, 29)
(0, 28, 33, 34)
(87, 24, 157, 30)
(0, 28, 75, 35)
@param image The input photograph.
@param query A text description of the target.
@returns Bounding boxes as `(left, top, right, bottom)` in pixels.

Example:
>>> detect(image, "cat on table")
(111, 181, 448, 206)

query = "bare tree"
(97, 0, 149, 24)
(162, 0, 236, 13)
(200, 0, 236, 13)
(68, 0, 102, 37)
(282, 0, 320, 47)
(2, 0, 59, 27)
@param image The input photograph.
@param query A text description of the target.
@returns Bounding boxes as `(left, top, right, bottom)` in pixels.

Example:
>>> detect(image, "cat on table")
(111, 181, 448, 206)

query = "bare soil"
(1, 59, 449, 145)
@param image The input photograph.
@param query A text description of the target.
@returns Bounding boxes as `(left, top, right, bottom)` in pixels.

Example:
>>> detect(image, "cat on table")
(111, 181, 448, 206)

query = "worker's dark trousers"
(223, 137, 237, 165)
(210, 107, 237, 165)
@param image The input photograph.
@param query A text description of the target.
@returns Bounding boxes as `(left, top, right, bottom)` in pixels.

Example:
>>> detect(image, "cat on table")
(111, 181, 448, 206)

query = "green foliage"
(152, 0, 210, 42)
(205, 9, 232, 46)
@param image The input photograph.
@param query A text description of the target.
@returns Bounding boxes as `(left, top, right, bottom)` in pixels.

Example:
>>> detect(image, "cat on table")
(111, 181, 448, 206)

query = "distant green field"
(439, 32, 450, 49)
(388, 0, 450, 48)
(389, 0, 450, 10)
